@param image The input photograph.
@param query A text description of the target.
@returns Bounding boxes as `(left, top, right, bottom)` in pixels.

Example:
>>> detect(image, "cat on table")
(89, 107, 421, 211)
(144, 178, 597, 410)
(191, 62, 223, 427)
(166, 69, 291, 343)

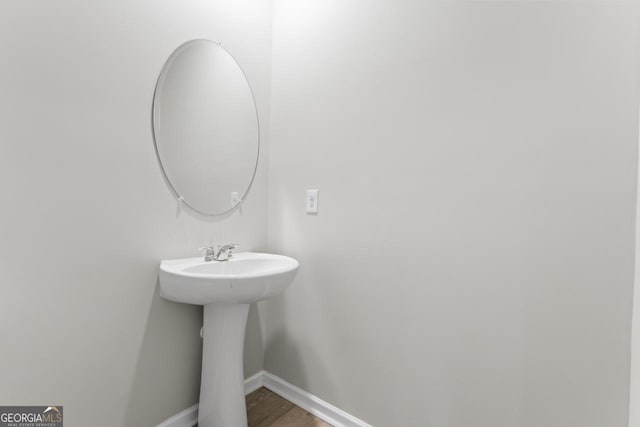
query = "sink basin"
(159, 252, 299, 305)
(158, 252, 299, 427)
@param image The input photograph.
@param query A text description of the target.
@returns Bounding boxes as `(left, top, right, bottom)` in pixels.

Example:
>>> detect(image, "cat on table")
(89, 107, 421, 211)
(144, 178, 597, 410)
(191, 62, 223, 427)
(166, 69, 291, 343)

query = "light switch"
(306, 189, 319, 214)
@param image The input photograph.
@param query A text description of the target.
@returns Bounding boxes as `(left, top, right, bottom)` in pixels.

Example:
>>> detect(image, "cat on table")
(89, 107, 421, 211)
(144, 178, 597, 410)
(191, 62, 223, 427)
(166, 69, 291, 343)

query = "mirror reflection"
(153, 39, 259, 215)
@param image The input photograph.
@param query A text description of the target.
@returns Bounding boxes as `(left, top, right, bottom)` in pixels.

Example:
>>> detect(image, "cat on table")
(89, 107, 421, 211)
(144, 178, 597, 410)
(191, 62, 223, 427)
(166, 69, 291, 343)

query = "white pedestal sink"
(158, 252, 299, 427)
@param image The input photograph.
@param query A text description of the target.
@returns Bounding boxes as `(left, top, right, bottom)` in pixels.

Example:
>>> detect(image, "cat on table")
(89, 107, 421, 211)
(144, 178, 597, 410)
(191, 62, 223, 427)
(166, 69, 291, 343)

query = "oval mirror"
(152, 39, 259, 215)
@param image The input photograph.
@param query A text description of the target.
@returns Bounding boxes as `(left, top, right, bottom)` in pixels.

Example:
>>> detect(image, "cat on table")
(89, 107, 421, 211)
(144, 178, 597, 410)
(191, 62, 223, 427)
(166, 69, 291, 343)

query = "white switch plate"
(306, 189, 319, 214)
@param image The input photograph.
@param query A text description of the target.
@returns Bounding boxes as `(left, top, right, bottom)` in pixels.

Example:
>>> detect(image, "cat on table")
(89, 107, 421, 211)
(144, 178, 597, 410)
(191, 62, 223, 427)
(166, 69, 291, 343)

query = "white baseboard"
(156, 370, 371, 427)
(244, 370, 265, 395)
(155, 404, 198, 427)
(261, 371, 372, 427)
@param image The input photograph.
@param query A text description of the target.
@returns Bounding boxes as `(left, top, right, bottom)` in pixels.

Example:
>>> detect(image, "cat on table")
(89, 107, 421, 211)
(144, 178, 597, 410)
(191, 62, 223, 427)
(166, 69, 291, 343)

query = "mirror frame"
(151, 39, 261, 216)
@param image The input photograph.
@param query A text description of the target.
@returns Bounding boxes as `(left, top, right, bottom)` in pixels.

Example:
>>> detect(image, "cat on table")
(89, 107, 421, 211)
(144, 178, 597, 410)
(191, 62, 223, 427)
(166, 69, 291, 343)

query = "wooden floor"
(194, 387, 331, 427)
(246, 387, 332, 427)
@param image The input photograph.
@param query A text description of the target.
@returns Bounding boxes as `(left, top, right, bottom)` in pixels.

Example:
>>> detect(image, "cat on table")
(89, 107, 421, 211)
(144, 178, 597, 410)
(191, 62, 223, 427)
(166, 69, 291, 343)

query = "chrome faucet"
(199, 245, 217, 262)
(215, 243, 239, 261)
(198, 243, 239, 262)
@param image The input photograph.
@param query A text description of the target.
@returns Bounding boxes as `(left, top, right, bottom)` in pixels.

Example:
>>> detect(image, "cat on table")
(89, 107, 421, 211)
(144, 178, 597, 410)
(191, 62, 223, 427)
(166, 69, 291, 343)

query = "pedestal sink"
(158, 252, 299, 427)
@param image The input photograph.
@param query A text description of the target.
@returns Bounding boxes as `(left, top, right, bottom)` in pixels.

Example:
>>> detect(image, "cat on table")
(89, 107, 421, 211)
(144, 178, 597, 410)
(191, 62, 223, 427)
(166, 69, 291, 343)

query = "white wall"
(629, 7, 640, 419)
(0, 1, 272, 426)
(265, 1, 639, 426)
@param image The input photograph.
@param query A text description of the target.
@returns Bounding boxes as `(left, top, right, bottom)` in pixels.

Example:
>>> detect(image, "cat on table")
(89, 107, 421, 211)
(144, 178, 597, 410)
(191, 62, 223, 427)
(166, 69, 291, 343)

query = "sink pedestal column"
(198, 303, 250, 427)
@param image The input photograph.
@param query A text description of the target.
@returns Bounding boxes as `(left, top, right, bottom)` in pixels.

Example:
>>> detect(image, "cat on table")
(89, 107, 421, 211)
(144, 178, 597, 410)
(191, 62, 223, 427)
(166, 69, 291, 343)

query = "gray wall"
(265, 1, 639, 426)
(0, 1, 272, 426)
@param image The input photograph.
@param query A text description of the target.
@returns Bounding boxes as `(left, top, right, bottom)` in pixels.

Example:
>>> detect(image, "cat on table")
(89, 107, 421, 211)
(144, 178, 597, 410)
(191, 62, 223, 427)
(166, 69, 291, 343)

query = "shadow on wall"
(120, 282, 265, 427)
(263, 258, 346, 410)
(264, 309, 336, 405)
(244, 303, 265, 377)
(121, 282, 203, 427)
(265, 327, 307, 386)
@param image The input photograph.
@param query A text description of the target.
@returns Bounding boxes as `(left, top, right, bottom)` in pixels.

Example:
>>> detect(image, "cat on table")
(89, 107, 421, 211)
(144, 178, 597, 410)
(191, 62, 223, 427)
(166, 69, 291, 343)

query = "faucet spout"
(215, 243, 239, 261)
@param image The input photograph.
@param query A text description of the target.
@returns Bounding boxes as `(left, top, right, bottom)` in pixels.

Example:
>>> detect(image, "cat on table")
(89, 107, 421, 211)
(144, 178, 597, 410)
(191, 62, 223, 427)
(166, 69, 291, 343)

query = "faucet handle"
(198, 245, 216, 260)
(198, 245, 217, 262)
